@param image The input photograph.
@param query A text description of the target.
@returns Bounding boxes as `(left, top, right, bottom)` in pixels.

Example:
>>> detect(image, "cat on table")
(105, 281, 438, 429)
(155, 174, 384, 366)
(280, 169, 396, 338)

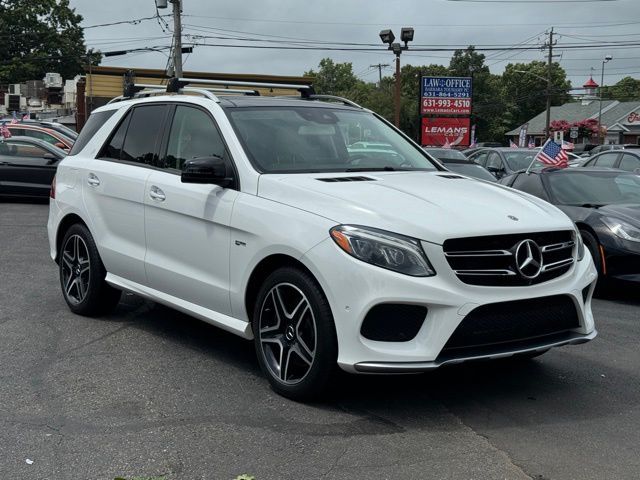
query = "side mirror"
(43, 152, 58, 164)
(181, 156, 233, 187)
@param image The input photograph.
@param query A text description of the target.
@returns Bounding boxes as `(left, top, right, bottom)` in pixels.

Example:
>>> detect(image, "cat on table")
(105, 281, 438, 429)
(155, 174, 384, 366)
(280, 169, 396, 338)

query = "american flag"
(509, 140, 518, 148)
(442, 138, 452, 149)
(10, 112, 18, 124)
(22, 113, 29, 121)
(0, 123, 11, 139)
(536, 140, 568, 167)
(562, 140, 574, 150)
(528, 138, 535, 148)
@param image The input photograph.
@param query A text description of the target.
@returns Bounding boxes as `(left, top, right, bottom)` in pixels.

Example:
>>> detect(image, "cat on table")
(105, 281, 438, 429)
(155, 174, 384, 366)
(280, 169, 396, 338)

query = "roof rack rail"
(305, 94, 363, 109)
(166, 77, 314, 97)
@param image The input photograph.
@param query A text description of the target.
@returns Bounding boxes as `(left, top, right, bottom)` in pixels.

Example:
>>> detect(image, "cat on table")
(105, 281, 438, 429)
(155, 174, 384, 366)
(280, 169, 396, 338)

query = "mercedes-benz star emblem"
(514, 239, 543, 279)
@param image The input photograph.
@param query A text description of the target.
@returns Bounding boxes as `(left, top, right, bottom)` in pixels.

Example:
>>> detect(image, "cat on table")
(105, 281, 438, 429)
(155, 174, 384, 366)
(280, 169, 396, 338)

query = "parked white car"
(48, 79, 597, 399)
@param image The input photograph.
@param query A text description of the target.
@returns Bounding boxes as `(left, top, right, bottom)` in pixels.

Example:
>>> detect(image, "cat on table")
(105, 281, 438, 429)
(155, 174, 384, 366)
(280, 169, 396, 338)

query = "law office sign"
(421, 76, 473, 115)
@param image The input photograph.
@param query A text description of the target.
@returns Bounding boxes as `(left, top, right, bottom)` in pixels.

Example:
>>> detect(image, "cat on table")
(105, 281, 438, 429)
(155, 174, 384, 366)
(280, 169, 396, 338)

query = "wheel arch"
(55, 213, 89, 263)
(244, 253, 326, 323)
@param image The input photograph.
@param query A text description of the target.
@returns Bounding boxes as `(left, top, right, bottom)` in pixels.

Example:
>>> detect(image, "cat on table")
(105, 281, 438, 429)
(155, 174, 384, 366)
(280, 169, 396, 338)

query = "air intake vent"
(437, 174, 465, 179)
(317, 176, 376, 182)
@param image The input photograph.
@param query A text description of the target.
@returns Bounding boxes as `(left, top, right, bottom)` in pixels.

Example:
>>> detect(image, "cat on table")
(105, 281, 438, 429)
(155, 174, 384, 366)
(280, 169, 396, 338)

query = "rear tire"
(59, 223, 121, 316)
(252, 267, 338, 401)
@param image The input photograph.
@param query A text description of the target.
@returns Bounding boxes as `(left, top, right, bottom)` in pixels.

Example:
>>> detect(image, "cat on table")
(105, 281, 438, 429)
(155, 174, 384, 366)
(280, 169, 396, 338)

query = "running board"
(105, 273, 253, 339)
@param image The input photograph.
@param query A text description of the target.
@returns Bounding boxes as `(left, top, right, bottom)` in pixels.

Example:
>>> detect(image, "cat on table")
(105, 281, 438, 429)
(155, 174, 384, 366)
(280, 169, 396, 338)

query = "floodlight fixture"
(604, 54, 613, 62)
(379, 29, 395, 45)
(400, 27, 414, 46)
(391, 43, 402, 56)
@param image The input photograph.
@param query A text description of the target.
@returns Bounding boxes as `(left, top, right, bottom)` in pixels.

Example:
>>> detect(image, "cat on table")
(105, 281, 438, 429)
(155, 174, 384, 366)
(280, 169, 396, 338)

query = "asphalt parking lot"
(1, 201, 639, 480)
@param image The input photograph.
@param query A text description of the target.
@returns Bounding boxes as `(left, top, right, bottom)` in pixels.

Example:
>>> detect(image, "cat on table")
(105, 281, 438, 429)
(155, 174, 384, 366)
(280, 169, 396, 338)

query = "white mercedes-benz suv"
(48, 79, 597, 399)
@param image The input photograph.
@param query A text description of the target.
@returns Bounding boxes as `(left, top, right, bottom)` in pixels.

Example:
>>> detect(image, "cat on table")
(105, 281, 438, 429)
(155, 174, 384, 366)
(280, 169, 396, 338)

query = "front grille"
(443, 230, 575, 286)
(439, 295, 580, 356)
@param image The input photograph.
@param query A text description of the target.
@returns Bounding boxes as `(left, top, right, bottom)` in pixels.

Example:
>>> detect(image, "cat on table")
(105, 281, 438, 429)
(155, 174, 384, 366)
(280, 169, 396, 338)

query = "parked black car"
(581, 149, 640, 173)
(581, 144, 640, 157)
(423, 148, 497, 181)
(500, 167, 640, 285)
(466, 148, 539, 179)
(0, 136, 66, 198)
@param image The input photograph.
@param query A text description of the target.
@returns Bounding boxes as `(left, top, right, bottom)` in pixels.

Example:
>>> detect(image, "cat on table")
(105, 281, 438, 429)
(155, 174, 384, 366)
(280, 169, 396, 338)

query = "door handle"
(149, 186, 166, 201)
(87, 173, 100, 187)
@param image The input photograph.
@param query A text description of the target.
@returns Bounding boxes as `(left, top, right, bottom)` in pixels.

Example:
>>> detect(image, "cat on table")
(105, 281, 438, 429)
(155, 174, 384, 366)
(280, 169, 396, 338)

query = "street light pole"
(394, 53, 401, 127)
(379, 28, 414, 128)
(597, 55, 612, 145)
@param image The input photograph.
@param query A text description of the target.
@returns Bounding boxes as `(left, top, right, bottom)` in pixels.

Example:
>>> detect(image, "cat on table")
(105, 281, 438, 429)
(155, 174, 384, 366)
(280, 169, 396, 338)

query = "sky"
(73, 0, 640, 90)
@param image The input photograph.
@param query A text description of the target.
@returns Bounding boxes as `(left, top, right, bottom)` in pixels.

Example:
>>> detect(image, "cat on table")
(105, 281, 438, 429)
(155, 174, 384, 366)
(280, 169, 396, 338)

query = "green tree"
(0, 0, 94, 83)
(602, 76, 640, 102)
(501, 61, 572, 131)
(448, 46, 507, 142)
(304, 58, 360, 95)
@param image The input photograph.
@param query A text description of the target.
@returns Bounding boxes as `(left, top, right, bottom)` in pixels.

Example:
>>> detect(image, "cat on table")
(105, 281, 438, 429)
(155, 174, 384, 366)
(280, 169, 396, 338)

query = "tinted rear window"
(120, 105, 167, 165)
(69, 110, 116, 156)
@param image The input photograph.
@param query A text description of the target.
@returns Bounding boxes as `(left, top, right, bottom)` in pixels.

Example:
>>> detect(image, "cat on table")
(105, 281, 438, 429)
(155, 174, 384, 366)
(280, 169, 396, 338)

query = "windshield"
(503, 151, 538, 171)
(424, 148, 467, 161)
(547, 171, 640, 206)
(226, 107, 438, 173)
(445, 163, 497, 182)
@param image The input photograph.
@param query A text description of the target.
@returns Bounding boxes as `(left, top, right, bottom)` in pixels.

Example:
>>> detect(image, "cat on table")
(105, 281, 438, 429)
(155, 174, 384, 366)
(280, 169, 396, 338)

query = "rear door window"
(120, 105, 168, 165)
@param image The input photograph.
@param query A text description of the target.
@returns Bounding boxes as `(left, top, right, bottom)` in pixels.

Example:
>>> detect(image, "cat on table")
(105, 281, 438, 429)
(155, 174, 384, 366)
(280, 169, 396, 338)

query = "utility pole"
(370, 63, 390, 87)
(394, 56, 401, 127)
(544, 27, 554, 139)
(171, 0, 183, 78)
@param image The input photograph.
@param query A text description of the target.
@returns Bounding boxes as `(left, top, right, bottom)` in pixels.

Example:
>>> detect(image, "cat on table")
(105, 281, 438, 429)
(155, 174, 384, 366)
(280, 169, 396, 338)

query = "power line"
(83, 15, 171, 29)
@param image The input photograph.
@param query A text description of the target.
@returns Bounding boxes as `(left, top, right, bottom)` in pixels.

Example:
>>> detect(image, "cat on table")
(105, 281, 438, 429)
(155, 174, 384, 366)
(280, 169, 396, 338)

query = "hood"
(258, 171, 573, 244)
(599, 203, 640, 226)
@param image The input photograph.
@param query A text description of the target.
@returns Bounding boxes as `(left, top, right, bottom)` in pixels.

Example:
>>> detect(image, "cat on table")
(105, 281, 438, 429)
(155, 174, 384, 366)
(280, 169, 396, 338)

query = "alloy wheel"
(61, 234, 91, 305)
(258, 283, 317, 385)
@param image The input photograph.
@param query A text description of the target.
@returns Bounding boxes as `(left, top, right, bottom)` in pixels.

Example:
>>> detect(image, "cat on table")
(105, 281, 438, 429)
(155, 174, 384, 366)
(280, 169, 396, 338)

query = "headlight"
(601, 217, 640, 243)
(330, 225, 435, 277)
(574, 228, 585, 261)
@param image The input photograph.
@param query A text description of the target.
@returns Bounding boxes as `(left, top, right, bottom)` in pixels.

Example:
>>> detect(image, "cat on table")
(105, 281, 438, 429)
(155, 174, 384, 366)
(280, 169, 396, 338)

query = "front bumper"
(302, 238, 598, 373)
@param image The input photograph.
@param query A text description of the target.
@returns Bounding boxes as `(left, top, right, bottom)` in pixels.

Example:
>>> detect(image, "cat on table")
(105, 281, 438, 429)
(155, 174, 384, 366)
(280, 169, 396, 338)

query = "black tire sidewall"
(252, 267, 338, 400)
(580, 230, 602, 277)
(59, 224, 119, 316)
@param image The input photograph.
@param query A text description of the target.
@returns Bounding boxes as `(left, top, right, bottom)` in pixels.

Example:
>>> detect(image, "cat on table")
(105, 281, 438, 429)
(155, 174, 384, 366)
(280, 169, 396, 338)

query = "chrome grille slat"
(445, 250, 512, 257)
(541, 241, 575, 252)
(455, 269, 516, 276)
(443, 230, 575, 286)
(542, 258, 574, 272)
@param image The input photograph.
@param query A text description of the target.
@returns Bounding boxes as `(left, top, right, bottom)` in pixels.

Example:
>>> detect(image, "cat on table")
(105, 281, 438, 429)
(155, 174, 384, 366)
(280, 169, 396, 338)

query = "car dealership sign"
(421, 76, 472, 115)
(421, 117, 471, 146)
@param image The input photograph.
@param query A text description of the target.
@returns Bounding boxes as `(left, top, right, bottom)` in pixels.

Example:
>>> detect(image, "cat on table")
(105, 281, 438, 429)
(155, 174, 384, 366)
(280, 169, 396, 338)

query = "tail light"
(50, 175, 56, 199)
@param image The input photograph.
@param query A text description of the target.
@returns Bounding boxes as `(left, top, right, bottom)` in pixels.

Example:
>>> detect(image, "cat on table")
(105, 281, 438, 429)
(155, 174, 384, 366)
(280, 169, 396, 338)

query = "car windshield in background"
(424, 148, 467, 161)
(547, 171, 640, 206)
(503, 151, 538, 171)
(227, 107, 438, 173)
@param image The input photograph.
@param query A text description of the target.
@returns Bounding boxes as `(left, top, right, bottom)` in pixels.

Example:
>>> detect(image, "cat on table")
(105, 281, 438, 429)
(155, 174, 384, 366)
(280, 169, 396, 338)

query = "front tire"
(59, 224, 121, 316)
(252, 267, 338, 401)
